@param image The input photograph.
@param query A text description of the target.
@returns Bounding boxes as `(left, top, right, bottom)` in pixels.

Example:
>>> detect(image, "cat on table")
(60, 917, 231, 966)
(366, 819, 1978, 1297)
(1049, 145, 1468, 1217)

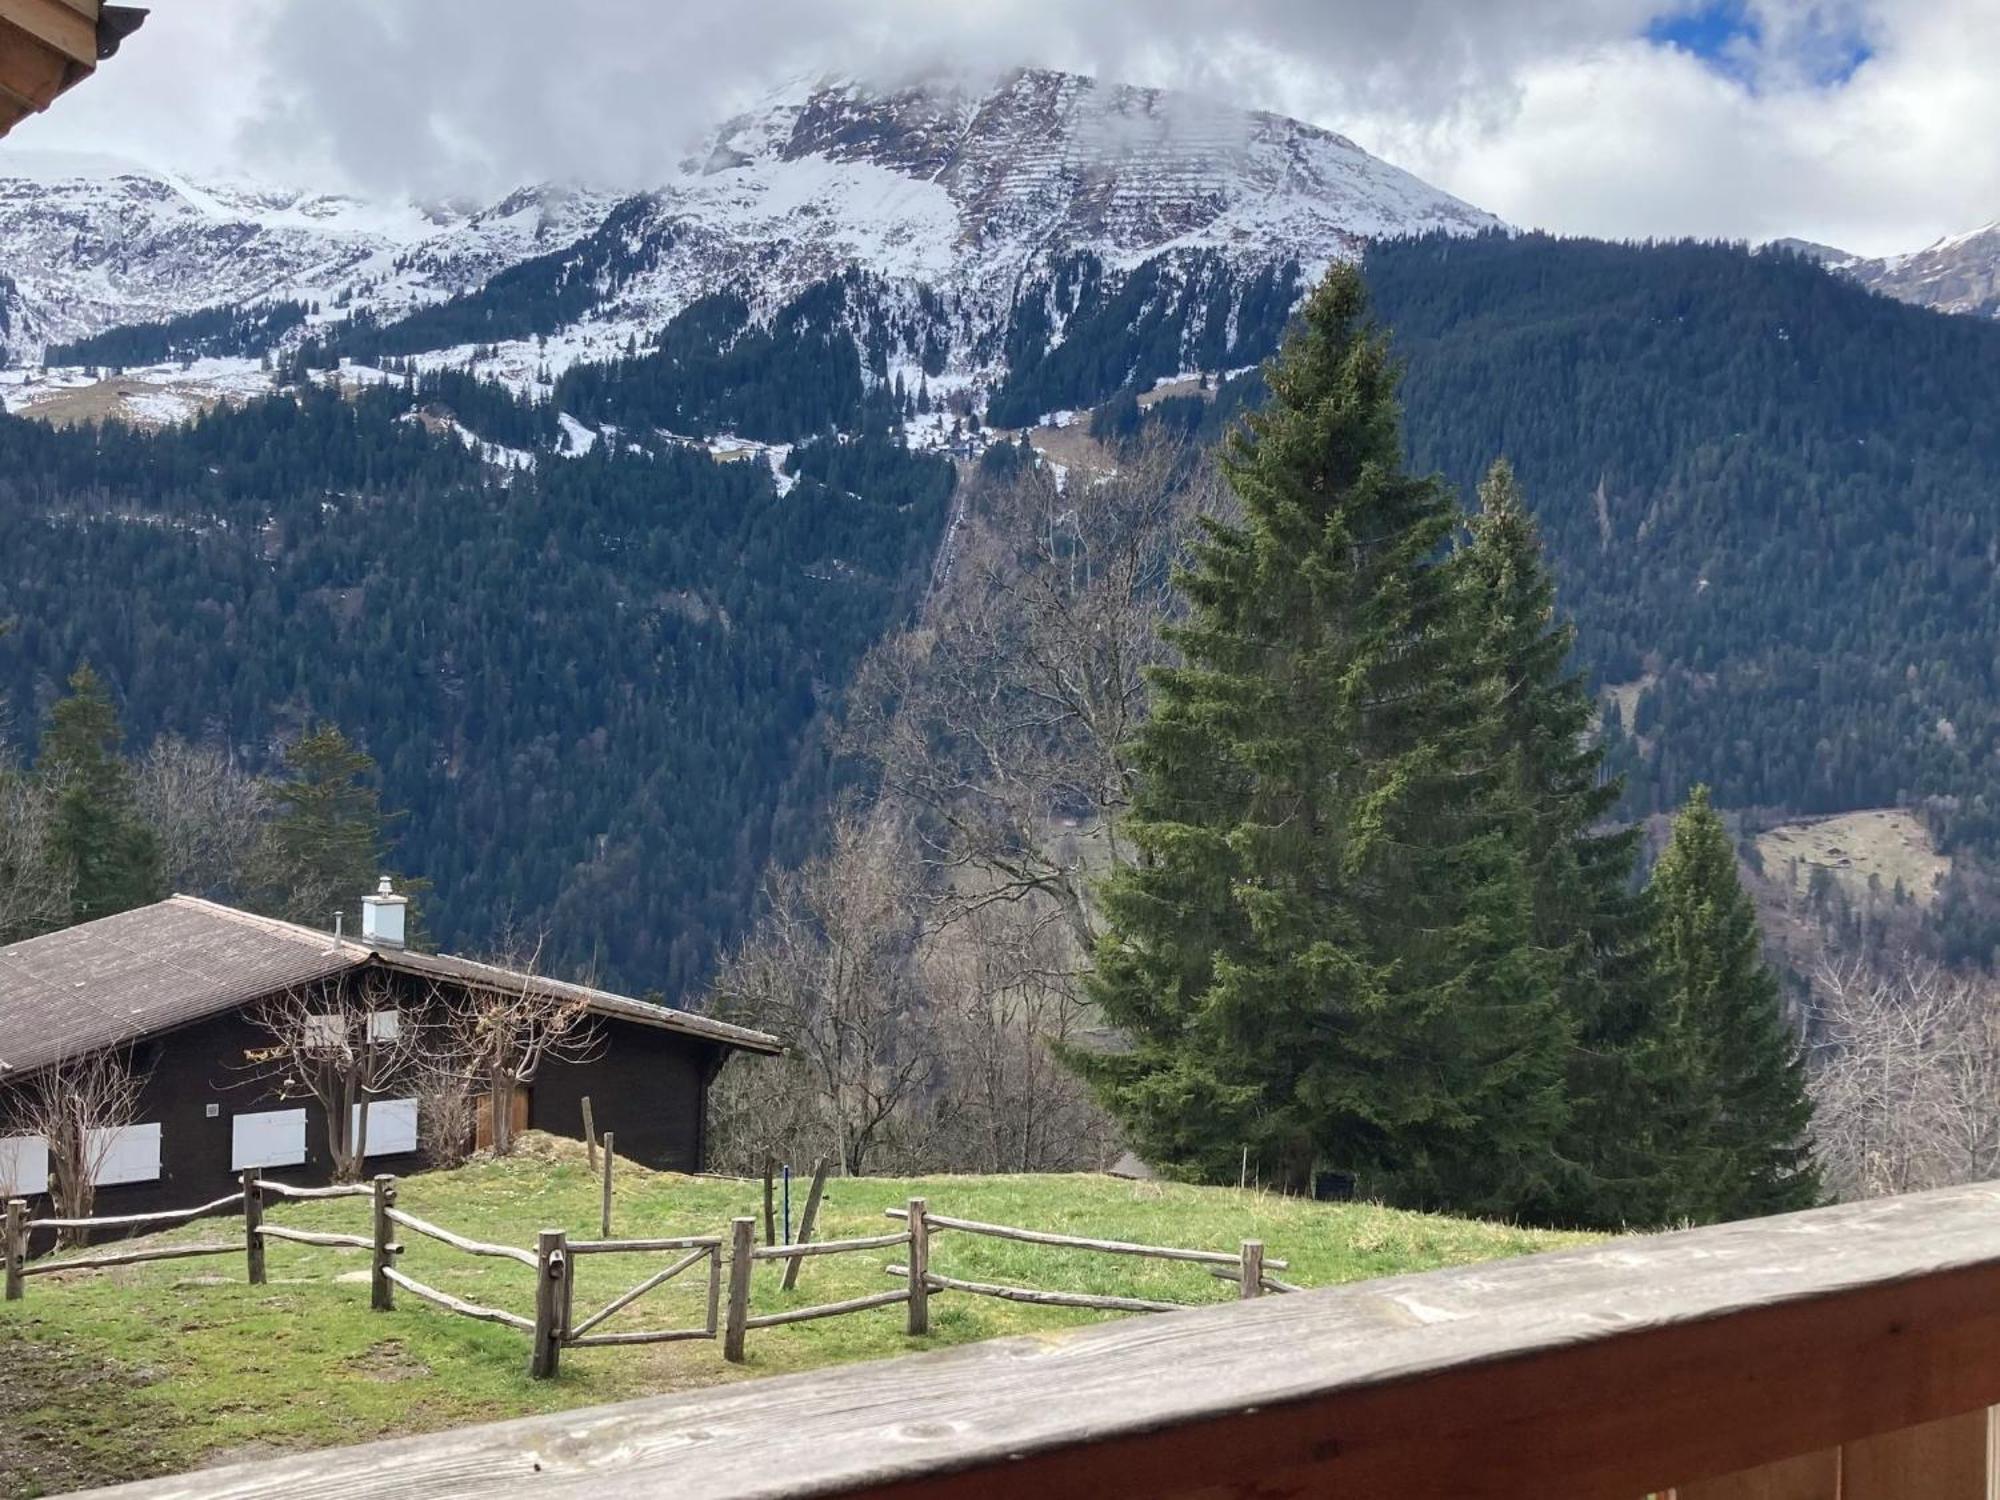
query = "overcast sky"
(9, 0, 1995, 257)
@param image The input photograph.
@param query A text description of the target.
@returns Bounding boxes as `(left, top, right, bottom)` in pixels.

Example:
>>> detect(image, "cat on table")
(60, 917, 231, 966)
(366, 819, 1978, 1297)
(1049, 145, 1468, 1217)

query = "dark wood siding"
(531, 1019, 722, 1173)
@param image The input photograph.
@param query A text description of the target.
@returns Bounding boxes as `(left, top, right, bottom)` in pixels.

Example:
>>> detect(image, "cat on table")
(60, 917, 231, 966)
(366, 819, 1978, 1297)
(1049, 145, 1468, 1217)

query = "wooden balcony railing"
(74, 1180, 2000, 1499)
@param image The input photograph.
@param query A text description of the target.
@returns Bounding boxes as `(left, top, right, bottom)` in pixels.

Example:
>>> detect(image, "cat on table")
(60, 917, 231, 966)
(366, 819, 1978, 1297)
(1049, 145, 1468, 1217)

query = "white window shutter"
(0, 1134, 49, 1196)
(352, 1098, 418, 1156)
(89, 1123, 162, 1186)
(231, 1108, 307, 1170)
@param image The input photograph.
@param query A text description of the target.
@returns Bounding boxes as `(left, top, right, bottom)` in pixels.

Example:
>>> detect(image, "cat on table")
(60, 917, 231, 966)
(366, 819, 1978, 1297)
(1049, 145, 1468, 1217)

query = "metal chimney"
(360, 875, 407, 950)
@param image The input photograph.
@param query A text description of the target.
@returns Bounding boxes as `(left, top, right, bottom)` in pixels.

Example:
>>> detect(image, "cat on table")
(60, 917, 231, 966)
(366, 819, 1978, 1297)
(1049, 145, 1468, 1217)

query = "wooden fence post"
(581, 1096, 597, 1171)
(242, 1169, 265, 1286)
(724, 1216, 755, 1363)
(370, 1174, 397, 1312)
(705, 1241, 723, 1337)
(4, 1198, 25, 1302)
(781, 1156, 831, 1293)
(530, 1228, 566, 1379)
(906, 1197, 929, 1337)
(1239, 1240, 1264, 1300)
(762, 1157, 777, 1246)
(600, 1131, 614, 1239)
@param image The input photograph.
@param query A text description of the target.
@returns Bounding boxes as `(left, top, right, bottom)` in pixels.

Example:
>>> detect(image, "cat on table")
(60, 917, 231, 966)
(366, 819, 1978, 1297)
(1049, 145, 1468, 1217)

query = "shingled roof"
(0, 895, 781, 1076)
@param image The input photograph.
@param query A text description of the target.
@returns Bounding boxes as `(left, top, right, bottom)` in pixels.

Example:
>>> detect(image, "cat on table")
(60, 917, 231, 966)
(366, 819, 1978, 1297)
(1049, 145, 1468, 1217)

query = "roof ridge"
(166, 894, 369, 957)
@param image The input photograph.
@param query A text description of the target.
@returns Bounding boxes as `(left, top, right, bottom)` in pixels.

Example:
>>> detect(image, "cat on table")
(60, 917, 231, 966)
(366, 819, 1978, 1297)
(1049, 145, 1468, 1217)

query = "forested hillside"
(0, 384, 953, 992)
(1367, 232, 2000, 851)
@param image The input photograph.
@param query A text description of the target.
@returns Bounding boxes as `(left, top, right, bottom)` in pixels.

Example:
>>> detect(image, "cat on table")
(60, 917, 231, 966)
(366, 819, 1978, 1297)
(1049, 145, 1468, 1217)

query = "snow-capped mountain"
(0, 69, 1500, 419)
(1779, 223, 2000, 321)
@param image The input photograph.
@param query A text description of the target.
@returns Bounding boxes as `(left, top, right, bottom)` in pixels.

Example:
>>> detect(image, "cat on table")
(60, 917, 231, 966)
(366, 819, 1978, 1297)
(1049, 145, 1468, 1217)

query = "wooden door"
(474, 1085, 531, 1150)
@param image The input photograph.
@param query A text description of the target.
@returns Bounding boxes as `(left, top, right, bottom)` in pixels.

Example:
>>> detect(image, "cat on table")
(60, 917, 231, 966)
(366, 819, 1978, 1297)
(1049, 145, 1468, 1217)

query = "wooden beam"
(64, 1182, 2000, 1500)
(1678, 1449, 1840, 1500)
(1842, 1410, 1991, 1499)
(0, 0, 98, 67)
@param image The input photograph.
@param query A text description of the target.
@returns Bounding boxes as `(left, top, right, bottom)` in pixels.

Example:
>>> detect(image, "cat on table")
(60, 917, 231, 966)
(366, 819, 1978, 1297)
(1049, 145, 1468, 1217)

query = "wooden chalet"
(0, 0, 145, 139)
(0, 889, 780, 1218)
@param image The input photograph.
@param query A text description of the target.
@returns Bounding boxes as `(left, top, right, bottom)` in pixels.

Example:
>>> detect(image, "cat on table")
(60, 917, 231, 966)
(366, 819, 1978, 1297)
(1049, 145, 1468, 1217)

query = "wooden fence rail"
(882, 1203, 1277, 1316)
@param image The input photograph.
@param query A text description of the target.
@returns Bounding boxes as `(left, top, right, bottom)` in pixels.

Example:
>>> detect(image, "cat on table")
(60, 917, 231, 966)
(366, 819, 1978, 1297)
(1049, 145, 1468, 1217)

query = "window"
(367, 1010, 402, 1043)
(0, 1134, 49, 1196)
(303, 1014, 344, 1047)
(231, 1108, 307, 1170)
(352, 1098, 418, 1156)
(89, 1123, 162, 1186)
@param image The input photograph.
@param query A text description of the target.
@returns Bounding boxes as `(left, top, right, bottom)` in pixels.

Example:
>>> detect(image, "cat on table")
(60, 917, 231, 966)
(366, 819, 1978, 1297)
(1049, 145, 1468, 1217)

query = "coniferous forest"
(7, 230, 2000, 1031)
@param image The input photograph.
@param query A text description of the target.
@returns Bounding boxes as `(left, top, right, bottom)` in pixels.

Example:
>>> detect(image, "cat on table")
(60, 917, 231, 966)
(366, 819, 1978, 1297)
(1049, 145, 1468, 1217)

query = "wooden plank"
(529, 1230, 565, 1379)
(581, 1096, 597, 1171)
(1843, 1410, 1990, 1499)
(257, 1226, 376, 1252)
(33, 1192, 244, 1231)
(741, 1288, 910, 1330)
(67, 1182, 2000, 1500)
(569, 1236, 721, 1255)
(1677, 1449, 1841, 1499)
(46, 0, 101, 22)
(762, 1157, 776, 1247)
(565, 1327, 713, 1348)
(906, 1197, 929, 1336)
(751, 1231, 909, 1260)
(723, 1216, 754, 1363)
(255, 1181, 375, 1201)
(0, 29, 70, 115)
(370, 1175, 395, 1313)
(600, 1132, 614, 1239)
(4, 1198, 25, 1301)
(887, 1209, 1285, 1270)
(23, 1242, 236, 1275)
(0, 0, 98, 66)
(383, 1269, 533, 1334)
(889, 1263, 1184, 1315)
(781, 1156, 830, 1293)
(385, 1207, 537, 1268)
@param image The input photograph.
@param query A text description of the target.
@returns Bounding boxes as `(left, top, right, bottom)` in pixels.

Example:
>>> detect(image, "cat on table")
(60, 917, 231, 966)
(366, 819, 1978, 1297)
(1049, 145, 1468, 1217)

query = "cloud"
(4, 0, 1995, 257)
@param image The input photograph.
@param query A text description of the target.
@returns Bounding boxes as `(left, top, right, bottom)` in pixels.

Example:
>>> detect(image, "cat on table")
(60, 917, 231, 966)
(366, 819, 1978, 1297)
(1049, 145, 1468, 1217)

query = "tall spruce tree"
(1457, 461, 1668, 1227)
(38, 664, 164, 927)
(1647, 786, 1819, 1222)
(1081, 268, 1570, 1215)
(251, 725, 396, 933)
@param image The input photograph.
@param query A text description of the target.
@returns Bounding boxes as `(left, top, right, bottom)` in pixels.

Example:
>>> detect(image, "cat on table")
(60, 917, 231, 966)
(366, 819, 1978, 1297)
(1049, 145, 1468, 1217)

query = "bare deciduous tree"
(0, 752, 68, 943)
(6, 1050, 145, 1244)
(244, 969, 424, 1182)
(1805, 954, 2000, 1200)
(440, 941, 601, 1157)
(411, 1055, 478, 1170)
(132, 736, 269, 900)
(847, 440, 1223, 953)
(920, 898, 1118, 1174)
(709, 812, 937, 1176)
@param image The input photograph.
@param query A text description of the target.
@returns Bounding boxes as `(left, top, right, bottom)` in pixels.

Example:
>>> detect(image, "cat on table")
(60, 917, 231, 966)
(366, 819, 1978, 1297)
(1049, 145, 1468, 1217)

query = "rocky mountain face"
(0, 70, 1496, 404)
(1779, 223, 2000, 321)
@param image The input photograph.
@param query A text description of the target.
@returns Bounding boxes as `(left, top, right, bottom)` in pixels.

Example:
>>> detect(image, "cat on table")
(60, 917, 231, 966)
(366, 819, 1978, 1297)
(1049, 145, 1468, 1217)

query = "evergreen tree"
(251, 725, 395, 933)
(38, 664, 164, 927)
(1081, 268, 1569, 1215)
(1647, 786, 1819, 1222)
(1458, 461, 1665, 1227)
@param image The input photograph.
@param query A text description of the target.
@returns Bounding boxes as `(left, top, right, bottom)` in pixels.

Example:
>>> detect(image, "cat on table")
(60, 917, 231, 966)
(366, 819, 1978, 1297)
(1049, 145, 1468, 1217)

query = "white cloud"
(2, 0, 1993, 257)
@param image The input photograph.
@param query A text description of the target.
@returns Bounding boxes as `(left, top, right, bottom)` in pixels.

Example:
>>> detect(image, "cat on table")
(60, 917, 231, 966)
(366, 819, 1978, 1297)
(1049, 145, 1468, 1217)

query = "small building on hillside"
(0, 886, 780, 1219)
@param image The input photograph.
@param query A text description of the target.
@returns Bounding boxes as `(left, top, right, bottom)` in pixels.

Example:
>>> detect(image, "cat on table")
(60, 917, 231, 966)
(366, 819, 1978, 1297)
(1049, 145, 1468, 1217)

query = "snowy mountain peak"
(0, 67, 1501, 421)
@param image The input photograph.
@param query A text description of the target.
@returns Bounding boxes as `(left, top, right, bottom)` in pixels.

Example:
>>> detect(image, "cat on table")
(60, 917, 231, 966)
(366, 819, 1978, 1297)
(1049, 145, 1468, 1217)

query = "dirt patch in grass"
(0, 1326, 173, 1499)
(343, 1340, 433, 1382)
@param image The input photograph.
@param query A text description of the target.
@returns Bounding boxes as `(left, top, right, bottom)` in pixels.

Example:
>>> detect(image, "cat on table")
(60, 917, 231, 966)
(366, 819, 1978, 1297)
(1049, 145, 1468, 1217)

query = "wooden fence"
(3, 1177, 1283, 1381)
(70, 1181, 2000, 1500)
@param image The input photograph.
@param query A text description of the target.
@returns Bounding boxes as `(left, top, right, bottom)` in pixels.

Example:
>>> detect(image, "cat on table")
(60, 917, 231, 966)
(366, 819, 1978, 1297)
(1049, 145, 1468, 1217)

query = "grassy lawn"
(0, 1135, 1595, 1495)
